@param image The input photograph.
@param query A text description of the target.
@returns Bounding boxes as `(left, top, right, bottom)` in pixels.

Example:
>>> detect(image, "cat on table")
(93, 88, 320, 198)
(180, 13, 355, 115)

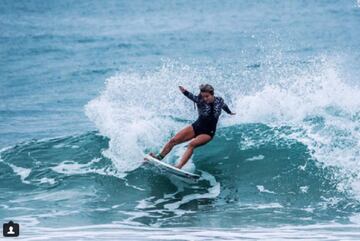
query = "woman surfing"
(149, 84, 236, 169)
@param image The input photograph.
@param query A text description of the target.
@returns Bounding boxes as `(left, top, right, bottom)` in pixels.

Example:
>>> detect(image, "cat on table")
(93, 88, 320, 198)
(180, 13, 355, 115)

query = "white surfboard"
(144, 154, 200, 181)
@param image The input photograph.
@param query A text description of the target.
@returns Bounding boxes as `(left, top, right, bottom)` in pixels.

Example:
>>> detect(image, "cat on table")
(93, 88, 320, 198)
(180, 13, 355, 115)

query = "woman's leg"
(153, 125, 195, 159)
(175, 134, 212, 169)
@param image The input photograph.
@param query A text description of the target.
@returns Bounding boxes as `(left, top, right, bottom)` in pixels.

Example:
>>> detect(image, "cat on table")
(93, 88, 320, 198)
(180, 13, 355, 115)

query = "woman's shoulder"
(215, 96, 224, 102)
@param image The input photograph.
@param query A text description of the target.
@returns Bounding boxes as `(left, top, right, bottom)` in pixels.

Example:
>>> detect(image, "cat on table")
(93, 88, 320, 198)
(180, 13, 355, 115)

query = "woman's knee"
(188, 141, 197, 149)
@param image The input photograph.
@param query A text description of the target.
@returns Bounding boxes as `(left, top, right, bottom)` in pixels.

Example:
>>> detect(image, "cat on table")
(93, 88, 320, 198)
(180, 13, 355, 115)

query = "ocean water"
(1, 0, 360, 240)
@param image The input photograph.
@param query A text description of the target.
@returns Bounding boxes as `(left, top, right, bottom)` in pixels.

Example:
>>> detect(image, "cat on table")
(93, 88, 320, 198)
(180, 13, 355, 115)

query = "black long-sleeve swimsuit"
(183, 90, 232, 138)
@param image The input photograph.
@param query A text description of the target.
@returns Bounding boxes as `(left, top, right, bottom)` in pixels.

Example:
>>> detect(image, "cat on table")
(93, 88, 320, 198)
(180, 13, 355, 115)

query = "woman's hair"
(199, 84, 214, 95)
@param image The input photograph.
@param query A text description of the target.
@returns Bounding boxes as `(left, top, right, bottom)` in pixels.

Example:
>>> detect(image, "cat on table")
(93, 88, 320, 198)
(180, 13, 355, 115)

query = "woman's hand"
(179, 86, 186, 93)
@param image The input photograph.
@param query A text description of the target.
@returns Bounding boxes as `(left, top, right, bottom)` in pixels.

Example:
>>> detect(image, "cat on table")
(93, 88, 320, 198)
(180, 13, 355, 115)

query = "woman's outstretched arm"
(179, 86, 199, 103)
(222, 101, 236, 115)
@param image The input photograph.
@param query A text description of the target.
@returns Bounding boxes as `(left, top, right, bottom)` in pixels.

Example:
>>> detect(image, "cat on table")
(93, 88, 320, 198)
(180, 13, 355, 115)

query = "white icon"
(7, 226, 15, 235)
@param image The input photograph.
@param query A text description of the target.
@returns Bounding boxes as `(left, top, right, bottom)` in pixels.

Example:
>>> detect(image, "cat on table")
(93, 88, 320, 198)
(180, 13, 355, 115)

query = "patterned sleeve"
(221, 98, 232, 114)
(182, 90, 200, 103)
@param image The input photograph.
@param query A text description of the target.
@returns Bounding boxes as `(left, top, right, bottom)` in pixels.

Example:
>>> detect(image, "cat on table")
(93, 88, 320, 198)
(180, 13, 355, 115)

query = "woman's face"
(201, 92, 214, 103)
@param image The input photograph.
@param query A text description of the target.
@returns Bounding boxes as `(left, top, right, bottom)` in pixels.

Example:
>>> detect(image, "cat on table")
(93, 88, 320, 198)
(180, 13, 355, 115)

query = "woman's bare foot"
(144, 152, 156, 162)
(149, 152, 161, 160)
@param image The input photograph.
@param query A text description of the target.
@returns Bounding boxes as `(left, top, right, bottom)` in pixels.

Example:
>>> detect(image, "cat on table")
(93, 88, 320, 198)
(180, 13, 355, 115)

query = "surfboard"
(144, 154, 200, 181)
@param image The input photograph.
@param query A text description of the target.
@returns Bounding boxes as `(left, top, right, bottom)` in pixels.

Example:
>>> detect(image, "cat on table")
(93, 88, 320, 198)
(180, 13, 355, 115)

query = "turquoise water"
(1, 0, 360, 239)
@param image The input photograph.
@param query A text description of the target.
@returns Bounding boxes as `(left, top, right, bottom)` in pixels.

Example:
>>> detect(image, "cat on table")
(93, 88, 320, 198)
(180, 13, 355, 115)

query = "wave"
(2, 56, 360, 227)
(84, 56, 360, 200)
(1, 125, 359, 227)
